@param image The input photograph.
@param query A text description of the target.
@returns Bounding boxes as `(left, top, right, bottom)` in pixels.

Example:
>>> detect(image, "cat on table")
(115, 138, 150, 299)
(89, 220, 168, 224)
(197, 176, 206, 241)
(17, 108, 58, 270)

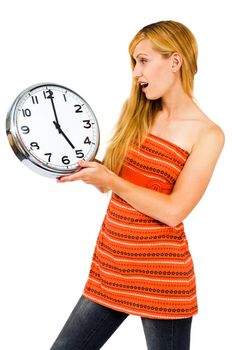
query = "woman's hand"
(56, 160, 114, 192)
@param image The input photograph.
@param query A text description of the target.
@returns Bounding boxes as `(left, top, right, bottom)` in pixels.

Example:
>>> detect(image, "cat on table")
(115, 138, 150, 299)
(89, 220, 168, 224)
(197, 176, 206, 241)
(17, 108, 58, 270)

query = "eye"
(140, 58, 147, 64)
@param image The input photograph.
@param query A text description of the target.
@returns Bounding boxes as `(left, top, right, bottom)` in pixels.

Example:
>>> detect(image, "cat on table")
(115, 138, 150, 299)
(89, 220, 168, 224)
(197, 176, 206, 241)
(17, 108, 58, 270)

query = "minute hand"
(53, 121, 75, 149)
(49, 91, 61, 131)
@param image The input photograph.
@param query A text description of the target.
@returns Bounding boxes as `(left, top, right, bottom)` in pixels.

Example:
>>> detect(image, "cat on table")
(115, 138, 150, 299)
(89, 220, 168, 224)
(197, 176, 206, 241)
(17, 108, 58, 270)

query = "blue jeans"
(50, 295, 192, 350)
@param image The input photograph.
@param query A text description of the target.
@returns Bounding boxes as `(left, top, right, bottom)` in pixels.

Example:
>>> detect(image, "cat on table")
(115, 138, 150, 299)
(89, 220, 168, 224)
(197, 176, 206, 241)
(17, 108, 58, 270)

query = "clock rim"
(6, 82, 100, 178)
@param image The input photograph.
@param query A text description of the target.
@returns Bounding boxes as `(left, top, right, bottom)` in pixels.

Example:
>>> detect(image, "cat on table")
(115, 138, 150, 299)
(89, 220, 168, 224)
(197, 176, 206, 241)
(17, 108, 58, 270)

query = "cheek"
(151, 66, 174, 91)
(153, 62, 170, 80)
(146, 73, 174, 100)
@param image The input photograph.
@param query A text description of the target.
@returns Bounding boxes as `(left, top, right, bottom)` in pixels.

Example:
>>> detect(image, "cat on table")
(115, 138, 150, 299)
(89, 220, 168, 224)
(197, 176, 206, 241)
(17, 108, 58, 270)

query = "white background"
(0, 1, 231, 349)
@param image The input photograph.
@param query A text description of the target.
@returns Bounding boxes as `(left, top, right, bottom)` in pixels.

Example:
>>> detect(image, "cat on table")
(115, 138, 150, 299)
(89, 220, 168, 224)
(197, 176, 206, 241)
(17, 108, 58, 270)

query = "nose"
(133, 64, 143, 79)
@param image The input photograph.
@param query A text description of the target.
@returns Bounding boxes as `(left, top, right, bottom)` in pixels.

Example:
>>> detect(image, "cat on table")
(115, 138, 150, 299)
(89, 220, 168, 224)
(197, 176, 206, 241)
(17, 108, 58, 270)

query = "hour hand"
(53, 120, 61, 133)
(53, 121, 75, 149)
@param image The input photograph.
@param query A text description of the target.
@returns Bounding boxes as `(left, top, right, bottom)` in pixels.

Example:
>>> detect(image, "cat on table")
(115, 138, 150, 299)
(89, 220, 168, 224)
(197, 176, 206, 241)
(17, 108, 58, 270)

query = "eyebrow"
(133, 53, 149, 60)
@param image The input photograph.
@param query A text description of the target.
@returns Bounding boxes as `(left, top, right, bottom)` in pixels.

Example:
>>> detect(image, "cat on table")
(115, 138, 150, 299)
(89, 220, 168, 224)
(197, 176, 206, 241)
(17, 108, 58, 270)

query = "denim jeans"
(50, 295, 192, 350)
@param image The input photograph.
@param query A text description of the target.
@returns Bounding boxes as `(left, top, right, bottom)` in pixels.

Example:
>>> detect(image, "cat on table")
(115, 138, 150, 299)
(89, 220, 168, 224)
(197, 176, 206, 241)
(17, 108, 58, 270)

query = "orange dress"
(83, 133, 198, 319)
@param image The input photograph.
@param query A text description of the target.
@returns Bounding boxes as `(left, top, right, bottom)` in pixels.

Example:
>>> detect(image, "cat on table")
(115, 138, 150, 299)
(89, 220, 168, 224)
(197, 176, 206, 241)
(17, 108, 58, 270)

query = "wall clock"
(6, 83, 100, 178)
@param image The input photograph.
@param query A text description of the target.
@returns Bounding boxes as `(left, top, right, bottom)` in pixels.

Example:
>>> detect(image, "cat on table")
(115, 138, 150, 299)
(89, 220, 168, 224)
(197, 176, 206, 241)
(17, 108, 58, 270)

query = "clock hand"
(48, 90, 61, 132)
(48, 90, 75, 149)
(53, 121, 75, 149)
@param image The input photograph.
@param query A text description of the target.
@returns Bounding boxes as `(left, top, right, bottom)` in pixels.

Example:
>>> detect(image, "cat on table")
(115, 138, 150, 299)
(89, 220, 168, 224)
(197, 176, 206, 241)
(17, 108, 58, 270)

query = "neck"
(161, 82, 196, 119)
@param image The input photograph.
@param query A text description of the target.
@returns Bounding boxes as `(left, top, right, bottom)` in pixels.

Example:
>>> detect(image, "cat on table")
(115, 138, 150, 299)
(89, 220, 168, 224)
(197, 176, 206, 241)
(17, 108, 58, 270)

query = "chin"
(145, 93, 161, 100)
(144, 89, 162, 100)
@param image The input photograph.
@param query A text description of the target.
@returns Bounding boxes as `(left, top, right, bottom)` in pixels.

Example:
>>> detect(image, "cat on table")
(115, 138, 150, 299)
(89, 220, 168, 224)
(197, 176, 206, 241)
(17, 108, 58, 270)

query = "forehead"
(132, 39, 156, 58)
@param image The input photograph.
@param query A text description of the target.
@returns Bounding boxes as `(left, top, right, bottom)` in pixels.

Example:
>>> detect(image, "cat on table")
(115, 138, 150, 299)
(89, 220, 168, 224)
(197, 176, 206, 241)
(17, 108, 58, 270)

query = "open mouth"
(140, 82, 149, 89)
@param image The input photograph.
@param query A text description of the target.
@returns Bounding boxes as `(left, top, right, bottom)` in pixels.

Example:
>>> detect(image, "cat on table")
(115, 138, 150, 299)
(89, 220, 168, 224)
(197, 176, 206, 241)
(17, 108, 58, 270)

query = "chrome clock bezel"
(6, 82, 100, 178)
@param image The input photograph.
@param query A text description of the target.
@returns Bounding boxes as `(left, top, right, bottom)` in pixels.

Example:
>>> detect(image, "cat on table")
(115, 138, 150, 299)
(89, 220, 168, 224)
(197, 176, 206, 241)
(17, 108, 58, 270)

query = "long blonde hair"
(103, 20, 198, 175)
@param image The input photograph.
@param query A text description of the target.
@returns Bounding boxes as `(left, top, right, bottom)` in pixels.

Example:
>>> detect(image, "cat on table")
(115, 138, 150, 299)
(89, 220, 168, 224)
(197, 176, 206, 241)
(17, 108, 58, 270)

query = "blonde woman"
(51, 20, 224, 350)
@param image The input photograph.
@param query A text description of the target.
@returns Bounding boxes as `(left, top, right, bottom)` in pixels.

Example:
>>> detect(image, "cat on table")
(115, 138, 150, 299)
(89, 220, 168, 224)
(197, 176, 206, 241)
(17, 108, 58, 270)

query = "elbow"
(164, 209, 186, 227)
(166, 217, 183, 227)
(161, 196, 189, 227)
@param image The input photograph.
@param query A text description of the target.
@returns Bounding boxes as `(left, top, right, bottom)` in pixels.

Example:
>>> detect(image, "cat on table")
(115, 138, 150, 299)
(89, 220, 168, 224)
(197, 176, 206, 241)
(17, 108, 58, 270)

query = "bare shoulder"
(193, 113, 225, 154)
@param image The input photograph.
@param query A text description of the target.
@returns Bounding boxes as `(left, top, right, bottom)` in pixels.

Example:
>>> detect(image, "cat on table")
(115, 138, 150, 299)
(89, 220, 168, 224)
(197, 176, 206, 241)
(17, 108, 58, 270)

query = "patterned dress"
(83, 133, 198, 319)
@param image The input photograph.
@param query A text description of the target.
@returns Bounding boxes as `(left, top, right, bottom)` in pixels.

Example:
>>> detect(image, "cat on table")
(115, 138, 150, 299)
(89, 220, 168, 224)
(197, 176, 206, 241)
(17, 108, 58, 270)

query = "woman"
(51, 20, 224, 350)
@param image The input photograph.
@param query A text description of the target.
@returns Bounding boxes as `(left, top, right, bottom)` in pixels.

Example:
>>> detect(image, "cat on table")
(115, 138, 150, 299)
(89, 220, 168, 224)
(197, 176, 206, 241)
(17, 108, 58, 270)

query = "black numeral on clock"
(83, 120, 91, 128)
(44, 153, 52, 162)
(21, 126, 30, 134)
(75, 149, 84, 158)
(74, 104, 83, 113)
(30, 142, 40, 150)
(84, 136, 91, 145)
(32, 96, 39, 104)
(22, 108, 31, 117)
(44, 90, 54, 99)
(62, 156, 70, 165)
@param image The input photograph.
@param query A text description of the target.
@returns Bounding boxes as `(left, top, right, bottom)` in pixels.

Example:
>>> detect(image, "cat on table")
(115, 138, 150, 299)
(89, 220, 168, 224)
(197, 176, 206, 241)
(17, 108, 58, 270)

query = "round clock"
(6, 83, 100, 178)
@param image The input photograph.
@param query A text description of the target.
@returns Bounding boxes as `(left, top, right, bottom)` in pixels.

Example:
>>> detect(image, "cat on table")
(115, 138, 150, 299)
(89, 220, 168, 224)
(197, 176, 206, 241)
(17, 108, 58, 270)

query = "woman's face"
(132, 39, 178, 100)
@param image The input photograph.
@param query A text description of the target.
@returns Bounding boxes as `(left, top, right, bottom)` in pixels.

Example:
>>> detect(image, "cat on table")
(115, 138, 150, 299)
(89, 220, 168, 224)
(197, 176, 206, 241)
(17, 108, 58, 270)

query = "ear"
(171, 52, 182, 72)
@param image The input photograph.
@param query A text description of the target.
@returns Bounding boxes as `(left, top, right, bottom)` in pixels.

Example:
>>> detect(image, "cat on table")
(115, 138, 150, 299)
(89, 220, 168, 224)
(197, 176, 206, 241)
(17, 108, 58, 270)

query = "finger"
(78, 160, 97, 168)
(57, 172, 82, 183)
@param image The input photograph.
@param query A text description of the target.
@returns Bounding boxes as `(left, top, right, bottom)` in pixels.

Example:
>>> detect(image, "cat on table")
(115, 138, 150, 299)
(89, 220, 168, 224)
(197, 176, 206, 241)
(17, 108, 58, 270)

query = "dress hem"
(83, 291, 198, 320)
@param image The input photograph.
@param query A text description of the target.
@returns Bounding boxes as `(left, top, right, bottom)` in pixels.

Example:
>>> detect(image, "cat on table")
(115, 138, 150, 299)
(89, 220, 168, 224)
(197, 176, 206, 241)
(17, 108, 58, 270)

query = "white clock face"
(11, 84, 99, 176)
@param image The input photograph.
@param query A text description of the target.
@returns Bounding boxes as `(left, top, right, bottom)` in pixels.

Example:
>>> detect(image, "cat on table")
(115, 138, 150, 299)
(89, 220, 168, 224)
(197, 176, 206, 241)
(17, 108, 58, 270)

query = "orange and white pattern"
(84, 133, 198, 319)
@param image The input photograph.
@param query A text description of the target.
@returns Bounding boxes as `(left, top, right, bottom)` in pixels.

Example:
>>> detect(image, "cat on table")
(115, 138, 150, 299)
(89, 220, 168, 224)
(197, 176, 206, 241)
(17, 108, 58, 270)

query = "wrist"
(106, 169, 118, 191)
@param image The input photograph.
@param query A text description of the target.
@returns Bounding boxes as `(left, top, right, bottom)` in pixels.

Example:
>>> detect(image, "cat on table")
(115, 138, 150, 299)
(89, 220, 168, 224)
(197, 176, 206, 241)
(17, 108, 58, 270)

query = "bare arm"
(91, 159, 107, 193)
(57, 125, 224, 226)
(108, 126, 224, 225)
